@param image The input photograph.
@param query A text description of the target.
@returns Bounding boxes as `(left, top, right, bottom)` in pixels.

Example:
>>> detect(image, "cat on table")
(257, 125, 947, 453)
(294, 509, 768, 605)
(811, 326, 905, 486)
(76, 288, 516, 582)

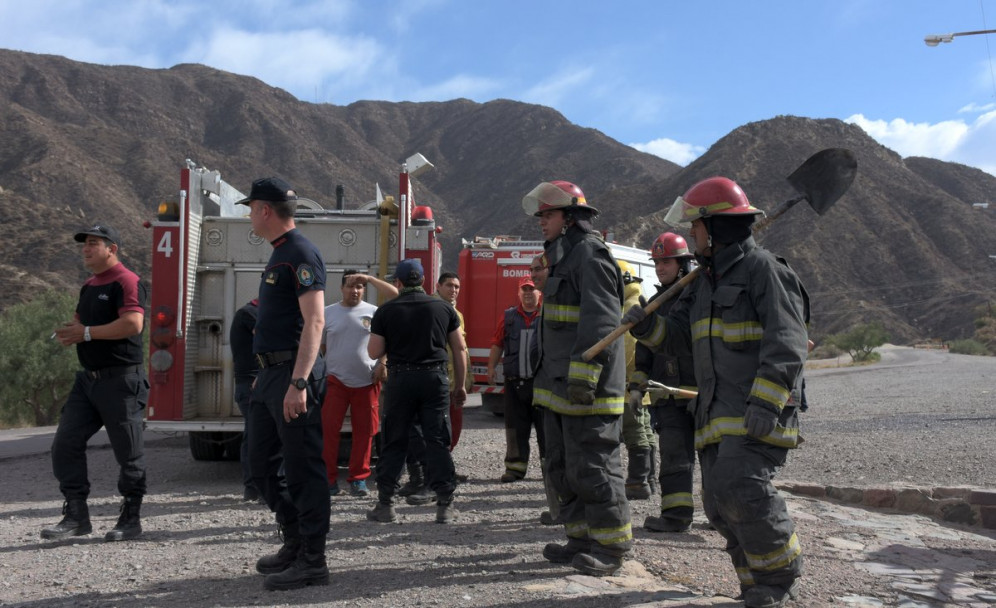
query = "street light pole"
(924, 29, 996, 46)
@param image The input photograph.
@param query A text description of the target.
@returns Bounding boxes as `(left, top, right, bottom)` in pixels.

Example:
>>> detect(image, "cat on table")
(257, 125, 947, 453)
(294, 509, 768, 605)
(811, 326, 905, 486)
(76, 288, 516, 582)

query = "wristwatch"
(291, 377, 308, 390)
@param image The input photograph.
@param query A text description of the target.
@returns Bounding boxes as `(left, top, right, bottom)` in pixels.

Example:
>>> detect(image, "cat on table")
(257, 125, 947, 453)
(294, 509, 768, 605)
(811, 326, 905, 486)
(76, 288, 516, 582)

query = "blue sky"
(3, 0, 996, 176)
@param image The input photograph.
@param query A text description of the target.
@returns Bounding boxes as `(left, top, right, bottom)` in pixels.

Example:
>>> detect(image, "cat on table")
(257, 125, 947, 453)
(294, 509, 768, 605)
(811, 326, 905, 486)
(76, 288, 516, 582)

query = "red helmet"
(663, 177, 763, 226)
(650, 232, 693, 260)
(522, 180, 600, 217)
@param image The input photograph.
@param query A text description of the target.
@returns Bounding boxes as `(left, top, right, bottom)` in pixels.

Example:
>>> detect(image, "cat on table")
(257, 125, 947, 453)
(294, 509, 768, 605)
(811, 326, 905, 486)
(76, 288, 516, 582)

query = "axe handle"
(581, 267, 701, 362)
(645, 384, 698, 401)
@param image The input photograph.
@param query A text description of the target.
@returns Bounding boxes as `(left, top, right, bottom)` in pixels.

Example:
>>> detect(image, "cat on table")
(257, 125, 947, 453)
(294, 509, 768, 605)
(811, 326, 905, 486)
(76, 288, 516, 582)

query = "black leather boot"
(398, 461, 426, 497)
(41, 499, 92, 540)
(104, 496, 142, 541)
(256, 523, 302, 574)
(263, 536, 330, 591)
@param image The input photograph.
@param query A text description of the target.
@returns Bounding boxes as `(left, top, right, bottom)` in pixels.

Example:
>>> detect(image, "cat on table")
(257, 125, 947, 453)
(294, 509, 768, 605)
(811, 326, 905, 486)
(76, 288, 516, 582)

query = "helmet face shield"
(522, 180, 598, 216)
(663, 196, 692, 227)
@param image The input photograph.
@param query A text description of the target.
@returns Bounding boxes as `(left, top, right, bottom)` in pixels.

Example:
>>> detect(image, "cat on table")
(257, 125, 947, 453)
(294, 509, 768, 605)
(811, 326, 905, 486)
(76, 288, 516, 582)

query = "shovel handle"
(752, 195, 806, 233)
(581, 267, 701, 362)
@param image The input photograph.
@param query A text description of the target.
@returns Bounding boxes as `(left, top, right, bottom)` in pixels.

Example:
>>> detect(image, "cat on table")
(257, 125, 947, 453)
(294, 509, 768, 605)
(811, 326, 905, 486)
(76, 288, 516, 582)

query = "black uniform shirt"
(76, 262, 148, 370)
(253, 229, 326, 354)
(370, 290, 458, 367)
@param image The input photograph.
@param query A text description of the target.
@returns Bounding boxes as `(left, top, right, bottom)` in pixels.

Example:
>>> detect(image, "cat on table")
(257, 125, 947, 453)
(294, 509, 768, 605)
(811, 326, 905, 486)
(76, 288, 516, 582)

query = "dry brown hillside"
(1, 49, 994, 342)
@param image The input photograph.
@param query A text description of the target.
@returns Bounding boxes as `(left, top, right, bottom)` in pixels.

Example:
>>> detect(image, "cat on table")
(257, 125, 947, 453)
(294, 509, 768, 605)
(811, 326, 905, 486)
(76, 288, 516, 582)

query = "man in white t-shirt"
(321, 270, 397, 497)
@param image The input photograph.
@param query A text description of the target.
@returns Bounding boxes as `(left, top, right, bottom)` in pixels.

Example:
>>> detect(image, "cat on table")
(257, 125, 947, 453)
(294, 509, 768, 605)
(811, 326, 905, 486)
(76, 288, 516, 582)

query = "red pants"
(321, 375, 380, 483)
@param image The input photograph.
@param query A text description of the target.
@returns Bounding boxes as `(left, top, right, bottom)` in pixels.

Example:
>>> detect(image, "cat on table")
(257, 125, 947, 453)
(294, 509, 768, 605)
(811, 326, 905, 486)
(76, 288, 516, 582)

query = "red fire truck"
(457, 235, 656, 414)
(145, 154, 441, 460)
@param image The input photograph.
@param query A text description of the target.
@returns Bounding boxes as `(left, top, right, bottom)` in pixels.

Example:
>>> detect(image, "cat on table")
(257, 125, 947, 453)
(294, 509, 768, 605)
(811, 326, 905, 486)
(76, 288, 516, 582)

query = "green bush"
(809, 342, 842, 359)
(948, 339, 991, 356)
(825, 322, 888, 363)
(0, 289, 80, 427)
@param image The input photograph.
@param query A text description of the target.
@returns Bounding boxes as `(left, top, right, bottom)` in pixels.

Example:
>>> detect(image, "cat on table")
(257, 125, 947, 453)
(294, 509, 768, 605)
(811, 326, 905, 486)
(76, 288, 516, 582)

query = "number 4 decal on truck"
(157, 231, 173, 257)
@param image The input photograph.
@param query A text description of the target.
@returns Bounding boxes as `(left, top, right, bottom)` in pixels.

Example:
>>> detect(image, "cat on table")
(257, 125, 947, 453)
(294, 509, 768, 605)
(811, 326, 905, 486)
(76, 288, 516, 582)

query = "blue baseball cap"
(391, 258, 424, 284)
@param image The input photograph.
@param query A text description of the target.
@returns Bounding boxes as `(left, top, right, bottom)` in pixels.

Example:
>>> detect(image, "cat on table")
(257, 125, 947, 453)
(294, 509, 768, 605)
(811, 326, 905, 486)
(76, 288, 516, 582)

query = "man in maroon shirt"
(42, 224, 149, 543)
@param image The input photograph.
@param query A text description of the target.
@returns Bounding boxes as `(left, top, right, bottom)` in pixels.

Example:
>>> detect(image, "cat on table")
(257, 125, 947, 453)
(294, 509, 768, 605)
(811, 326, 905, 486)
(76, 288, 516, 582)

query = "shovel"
(581, 147, 857, 362)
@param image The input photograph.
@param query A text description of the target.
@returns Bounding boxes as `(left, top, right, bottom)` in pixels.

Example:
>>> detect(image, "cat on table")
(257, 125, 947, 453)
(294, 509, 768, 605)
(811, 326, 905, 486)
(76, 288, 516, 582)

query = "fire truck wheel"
(481, 393, 505, 417)
(189, 432, 226, 461)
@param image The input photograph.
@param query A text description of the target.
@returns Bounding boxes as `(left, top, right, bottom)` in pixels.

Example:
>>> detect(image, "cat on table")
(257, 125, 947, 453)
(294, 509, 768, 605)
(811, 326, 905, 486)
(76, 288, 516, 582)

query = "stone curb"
(777, 480, 996, 530)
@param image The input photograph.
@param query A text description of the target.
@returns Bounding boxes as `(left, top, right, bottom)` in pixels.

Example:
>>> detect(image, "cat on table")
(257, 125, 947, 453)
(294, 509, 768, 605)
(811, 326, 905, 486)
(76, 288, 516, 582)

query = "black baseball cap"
(74, 224, 121, 246)
(235, 177, 298, 205)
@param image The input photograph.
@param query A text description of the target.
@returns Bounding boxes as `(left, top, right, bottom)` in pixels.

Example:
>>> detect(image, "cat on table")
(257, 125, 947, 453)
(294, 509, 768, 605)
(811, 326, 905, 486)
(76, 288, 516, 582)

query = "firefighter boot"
(624, 447, 653, 500)
(744, 579, 800, 608)
(263, 536, 330, 591)
(41, 499, 92, 540)
(256, 523, 302, 574)
(104, 496, 142, 541)
(435, 494, 457, 524)
(398, 461, 425, 497)
(542, 538, 592, 564)
(571, 551, 624, 577)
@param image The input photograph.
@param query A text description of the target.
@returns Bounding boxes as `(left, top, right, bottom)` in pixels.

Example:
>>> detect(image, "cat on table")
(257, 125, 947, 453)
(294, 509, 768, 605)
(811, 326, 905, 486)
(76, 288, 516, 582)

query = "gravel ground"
(0, 346, 994, 607)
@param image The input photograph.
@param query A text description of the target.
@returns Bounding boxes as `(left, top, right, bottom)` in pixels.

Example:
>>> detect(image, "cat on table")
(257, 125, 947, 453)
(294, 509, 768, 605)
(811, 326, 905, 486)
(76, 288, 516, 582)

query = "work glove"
(567, 379, 595, 405)
(743, 403, 778, 439)
(621, 296, 652, 335)
(628, 389, 644, 411)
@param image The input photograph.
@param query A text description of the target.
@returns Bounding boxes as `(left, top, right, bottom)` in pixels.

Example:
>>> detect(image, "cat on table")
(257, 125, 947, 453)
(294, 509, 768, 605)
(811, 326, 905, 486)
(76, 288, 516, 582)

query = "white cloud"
(189, 27, 384, 97)
(958, 102, 996, 114)
(845, 114, 967, 157)
(410, 75, 502, 102)
(629, 138, 706, 166)
(522, 67, 595, 108)
(846, 112, 996, 177)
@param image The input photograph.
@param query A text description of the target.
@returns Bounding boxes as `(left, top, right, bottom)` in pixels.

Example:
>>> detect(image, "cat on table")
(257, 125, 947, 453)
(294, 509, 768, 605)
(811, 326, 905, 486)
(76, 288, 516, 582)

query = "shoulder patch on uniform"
(296, 264, 315, 286)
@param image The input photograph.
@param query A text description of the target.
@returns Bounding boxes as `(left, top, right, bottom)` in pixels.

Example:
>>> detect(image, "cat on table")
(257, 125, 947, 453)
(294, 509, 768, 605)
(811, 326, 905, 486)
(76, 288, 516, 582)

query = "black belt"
(389, 362, 447, 372)
(84, 365, 141, 380)
(255, 350, 295, 368)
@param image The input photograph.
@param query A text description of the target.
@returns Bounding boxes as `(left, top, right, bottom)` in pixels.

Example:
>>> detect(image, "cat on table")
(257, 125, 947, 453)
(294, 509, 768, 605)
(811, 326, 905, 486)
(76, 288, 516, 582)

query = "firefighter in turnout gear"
(624, 177, 808, 607)
(616, 260, 656, 501)
(523, 180, 631, 577)
(634, 232, 699, 533)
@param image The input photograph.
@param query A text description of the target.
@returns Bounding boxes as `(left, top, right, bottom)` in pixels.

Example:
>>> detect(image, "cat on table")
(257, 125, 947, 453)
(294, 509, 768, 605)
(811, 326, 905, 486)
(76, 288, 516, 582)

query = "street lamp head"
(924, 33, 954, 46)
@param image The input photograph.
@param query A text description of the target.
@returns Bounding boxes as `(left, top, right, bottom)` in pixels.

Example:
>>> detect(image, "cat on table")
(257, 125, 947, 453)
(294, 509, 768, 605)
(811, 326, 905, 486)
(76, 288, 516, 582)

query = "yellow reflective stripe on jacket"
(641, 316, 667, 348)
(745, 532, 802, 572)
(693, 416, 799, 450)
(750, 377, 790, 409)
(545, 303, 580, 323)
(568, 360, 601, 385)
(533, 388, 625, 415)
(691, 317, 763, 343)
(589, 522, 633, 546)
(660, 492, 694, 510)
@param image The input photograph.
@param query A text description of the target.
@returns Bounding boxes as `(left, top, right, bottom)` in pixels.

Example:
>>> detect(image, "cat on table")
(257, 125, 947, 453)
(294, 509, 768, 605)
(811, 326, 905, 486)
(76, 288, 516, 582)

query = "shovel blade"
(786, 148, 858, 216)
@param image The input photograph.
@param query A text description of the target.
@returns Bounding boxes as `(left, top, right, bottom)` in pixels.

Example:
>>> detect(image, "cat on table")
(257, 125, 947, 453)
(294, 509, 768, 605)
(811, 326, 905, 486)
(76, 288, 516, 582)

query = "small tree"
(0, 289, 80, 427)
(826, 322, 888, 363)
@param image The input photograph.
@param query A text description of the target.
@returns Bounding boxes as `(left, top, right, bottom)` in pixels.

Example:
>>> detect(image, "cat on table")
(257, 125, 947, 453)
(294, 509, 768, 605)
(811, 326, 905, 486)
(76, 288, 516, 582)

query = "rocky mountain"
(1, 49, 994, 343)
